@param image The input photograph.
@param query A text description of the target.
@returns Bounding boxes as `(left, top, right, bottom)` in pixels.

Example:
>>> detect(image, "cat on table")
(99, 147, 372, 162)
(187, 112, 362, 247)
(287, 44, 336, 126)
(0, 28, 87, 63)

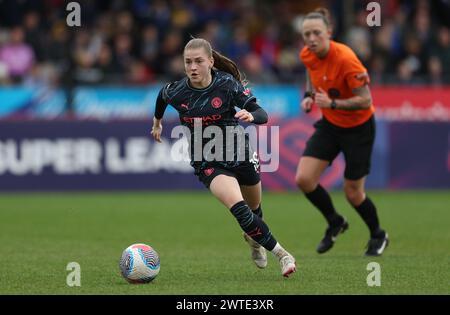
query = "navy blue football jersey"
(157, 70, 257, 167)
(160, 70, 255, 127)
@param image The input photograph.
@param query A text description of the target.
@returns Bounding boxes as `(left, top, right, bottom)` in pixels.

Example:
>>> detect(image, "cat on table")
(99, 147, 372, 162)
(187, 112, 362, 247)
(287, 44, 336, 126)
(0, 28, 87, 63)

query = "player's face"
(302, 19, 331, 57)
(184, 48, 214, 88)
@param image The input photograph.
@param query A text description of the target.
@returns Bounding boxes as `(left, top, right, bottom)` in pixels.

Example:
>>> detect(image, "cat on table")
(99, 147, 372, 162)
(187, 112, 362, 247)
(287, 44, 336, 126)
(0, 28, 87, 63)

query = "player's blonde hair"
(184, 38, 245, 84)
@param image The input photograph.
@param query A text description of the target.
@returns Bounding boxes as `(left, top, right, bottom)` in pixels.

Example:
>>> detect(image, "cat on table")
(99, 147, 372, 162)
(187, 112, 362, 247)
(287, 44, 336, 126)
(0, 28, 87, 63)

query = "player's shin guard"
(230, 201, 277, 251)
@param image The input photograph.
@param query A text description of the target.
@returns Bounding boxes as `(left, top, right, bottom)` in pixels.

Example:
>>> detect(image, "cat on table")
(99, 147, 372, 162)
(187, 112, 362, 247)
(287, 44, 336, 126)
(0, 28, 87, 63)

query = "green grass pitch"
(0, 190, 449, 295)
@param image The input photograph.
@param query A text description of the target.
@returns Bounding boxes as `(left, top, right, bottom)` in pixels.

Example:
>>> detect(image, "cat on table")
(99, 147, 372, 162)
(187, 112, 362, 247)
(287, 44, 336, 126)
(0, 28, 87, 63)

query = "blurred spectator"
(155, 29, 183, 81)
(140, 24, 159, 77)
(398, 34, 428, 78)
(242, 52, 276, 84)
(198, 20, 229, 55)
(0, 0, 448, 86)
(128, 59, 153, 84)
(274, 44, 303, 83)
(227, 26, 251, 64)
(71, 29, 103, 84)
(0, 26, 35, 83)
(411, 0, 433, 46)
(430, 27, 450, 83)
(428, 56, 443, 86)
(95, 43, 115, 83)
(150, 0, 172, 33)
(23, 62, 59, 87)
(171, 0, 196, 30)
(396, 58, 424, 85)
(346, 9, 371, 65)
(115, 10, 135, 35)
(252, 22, 281, 71)
(23, 11, 46, 62)
(111, 33, 134, 76)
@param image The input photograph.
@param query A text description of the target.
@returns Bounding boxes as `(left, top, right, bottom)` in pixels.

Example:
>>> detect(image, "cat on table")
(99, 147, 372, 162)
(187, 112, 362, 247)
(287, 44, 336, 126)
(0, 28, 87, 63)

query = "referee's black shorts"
(303, 115, 376, 180)
(193, 158, 261, 189)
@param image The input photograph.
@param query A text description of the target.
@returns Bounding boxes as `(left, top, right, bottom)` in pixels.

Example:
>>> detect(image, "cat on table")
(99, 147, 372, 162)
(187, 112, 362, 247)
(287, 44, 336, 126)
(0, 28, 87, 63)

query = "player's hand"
(315, 88, 332, 108)
(151, 120, 163, 143)
(301, 97, 314, 113)
(235, 109, 254, 122)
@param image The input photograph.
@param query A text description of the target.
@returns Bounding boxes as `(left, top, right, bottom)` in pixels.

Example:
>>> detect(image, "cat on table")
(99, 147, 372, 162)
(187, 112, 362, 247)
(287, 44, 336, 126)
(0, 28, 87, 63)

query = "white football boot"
(279, 253, 296, 278)
(243, 233, 268, 269)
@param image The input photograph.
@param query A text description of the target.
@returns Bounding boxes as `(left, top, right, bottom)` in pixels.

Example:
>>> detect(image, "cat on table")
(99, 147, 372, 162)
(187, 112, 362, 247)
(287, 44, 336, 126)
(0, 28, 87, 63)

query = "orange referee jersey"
(300, 40, 374, 128)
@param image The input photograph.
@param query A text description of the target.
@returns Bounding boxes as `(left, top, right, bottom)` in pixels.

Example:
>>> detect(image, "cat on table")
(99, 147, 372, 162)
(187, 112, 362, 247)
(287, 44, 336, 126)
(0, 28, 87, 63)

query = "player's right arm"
(151, 117, 163, 143)
(151, 87, 168, 143)
(301, 70, 314, 113)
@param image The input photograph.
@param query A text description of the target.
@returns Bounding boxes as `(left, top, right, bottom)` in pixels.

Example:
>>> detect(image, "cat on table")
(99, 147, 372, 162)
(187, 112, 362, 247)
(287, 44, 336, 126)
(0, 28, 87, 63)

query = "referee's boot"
(316, 217, 349, 254)
(243, 233, 267, 269)
(365, 230, 389, 256)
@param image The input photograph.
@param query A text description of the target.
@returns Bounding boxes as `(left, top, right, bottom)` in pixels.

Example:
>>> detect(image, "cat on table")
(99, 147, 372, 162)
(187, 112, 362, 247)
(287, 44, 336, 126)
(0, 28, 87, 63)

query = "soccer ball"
(119, 243, 160, 283)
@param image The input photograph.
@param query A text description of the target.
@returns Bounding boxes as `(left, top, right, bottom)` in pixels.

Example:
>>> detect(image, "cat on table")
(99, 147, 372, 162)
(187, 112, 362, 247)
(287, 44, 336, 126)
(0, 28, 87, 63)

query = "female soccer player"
(151, 38, 296, 277)
(296, 8, 389, 256)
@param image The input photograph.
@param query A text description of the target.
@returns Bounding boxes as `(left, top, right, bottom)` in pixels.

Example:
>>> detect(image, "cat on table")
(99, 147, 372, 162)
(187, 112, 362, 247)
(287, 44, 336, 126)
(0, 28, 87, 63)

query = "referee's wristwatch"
(304, 91, 315, 99)
(330, 99, 337, 110)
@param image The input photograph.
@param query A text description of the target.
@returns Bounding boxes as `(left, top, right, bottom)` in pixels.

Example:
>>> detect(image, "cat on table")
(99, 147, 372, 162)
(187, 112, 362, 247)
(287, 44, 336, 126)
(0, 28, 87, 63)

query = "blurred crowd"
(0, 0, 449, 87)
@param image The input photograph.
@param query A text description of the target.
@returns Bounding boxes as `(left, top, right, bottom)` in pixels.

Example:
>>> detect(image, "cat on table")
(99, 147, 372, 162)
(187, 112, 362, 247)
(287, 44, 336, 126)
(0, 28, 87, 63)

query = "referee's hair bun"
(314, 7, 331, 22)
(304, 7, 333, 30)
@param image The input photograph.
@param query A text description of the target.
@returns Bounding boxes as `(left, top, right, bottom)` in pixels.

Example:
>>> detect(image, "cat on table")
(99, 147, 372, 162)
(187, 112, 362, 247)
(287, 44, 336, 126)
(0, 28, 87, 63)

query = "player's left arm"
(232, 79, 268, 124)
(315, 72, 372, 110)
(235, 101, 268, 124)
(336, 83, 372, 110)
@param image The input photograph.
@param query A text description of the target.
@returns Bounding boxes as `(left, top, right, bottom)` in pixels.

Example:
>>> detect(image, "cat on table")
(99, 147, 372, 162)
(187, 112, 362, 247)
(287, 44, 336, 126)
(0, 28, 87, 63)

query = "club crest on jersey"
(211, 97, 223, 109)
(204, 168, 215, 176)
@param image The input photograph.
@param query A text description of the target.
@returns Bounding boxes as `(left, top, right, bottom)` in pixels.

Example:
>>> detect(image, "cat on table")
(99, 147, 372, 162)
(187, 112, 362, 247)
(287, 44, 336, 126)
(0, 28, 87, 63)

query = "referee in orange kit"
(296, 8, 389, 256)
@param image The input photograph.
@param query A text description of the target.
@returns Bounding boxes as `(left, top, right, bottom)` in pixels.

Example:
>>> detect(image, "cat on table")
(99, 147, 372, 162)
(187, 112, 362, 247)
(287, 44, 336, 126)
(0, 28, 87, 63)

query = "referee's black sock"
(252, 204, 263, 218)
(353, 197, 383, 238)
(305, 184, 343, 226)
(230, 201, 277, 251)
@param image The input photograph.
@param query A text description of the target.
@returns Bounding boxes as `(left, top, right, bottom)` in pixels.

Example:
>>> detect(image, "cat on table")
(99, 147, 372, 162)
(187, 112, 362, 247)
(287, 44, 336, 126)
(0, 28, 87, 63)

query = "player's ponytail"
(211, 49, 245, 85)
(184, 37, 246, 85)
(305, 7, 333, 30)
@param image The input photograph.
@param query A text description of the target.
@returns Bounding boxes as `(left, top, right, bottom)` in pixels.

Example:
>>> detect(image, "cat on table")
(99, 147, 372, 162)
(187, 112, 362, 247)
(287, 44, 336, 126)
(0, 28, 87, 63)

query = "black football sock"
(305, 185, 343, 226)
(353, 197, 383, 238)
(252, 204, 263, 218)
(230, 201, 277, 251)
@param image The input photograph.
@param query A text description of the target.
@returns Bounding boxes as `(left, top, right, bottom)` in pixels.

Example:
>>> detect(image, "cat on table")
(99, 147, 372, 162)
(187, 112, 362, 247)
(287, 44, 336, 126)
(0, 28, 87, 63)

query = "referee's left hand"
(235, 109, 254, 122)
(315, 88, 332, 108)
